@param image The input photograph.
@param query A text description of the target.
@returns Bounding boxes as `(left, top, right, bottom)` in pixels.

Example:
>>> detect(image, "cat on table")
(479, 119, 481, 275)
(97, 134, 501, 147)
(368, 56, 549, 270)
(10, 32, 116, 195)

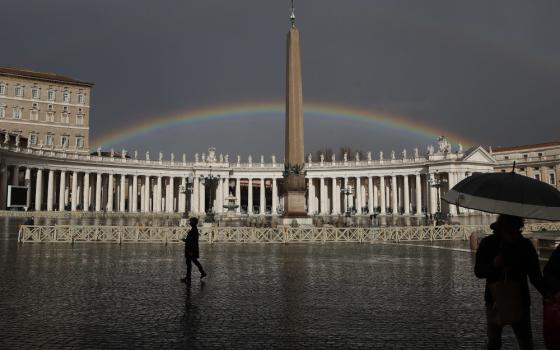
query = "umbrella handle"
(511, 161, 516, 173)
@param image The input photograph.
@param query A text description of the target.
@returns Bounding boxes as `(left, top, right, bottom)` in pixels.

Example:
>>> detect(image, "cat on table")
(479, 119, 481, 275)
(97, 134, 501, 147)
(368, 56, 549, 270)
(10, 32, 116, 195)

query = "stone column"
(144, 176, 151, 213)
(0, 162, 7, 210)
(12, 166, 19, 186)
(199, 177, 206, 214)
(379, 176, 386, 214)
(354, 177, 361, 214)
(429, 173, 437, 214)
(247, 178, 253, 214)
(235, 178, 241, 214)
(373, 177, 378, 211)
(331, 177, 338, 215)
(307, 178, 315, 215)
(35, 169, 43, 211)
(391, 176, 398, 214)
(95, 173, 102, 212)
(403, 175, 410, 215)
(155, 176, 162, 213)
(69, 171, 77, 211)
(319, 177, 326, 215)
(192, 176, 199, 214)
(448, 172, 457, 215)
(107, 173, 114, 212)
(368, 176, 374, 214)
(131, 175, 138, 212)
(140, 176, 146, 213)
(215, 177, 222, 214)
(0, 163, 7, 210)
(167, 177, 174, 213)
(272, 178, 278, 215)
(59, 171, 66, 211)
(342, 177, 348, 213)
(119, 174, 126, 212)
(260, 178, 265, 215)
(415, 174, 422, 215)
(24, 168, 31, 209)
(46, 169, 54, 211)
(179, 177, 186, 213)
(83, 173, 90, 211)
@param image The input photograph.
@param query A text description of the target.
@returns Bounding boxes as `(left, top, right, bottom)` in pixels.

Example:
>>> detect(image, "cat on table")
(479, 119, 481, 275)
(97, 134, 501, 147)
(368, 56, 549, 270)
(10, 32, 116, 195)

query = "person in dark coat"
(475, 214, 544, 350)
(544, 245, 560, 297)
(181, 217, 206, 282)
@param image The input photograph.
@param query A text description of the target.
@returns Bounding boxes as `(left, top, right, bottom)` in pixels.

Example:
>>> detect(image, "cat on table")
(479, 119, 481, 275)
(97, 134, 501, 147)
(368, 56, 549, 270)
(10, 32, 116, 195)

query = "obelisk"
(283, 2, 308, 220)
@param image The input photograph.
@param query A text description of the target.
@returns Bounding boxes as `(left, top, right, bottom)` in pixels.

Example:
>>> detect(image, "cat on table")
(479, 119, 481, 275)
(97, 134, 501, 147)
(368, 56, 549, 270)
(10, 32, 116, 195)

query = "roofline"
(492, 141, 560, 153)
(0, 66, 94, 87)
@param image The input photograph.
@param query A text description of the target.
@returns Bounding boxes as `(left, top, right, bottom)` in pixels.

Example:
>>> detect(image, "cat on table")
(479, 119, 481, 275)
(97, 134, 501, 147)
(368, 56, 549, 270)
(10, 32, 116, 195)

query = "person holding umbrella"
(443, 167, 560, 349)
(475, 214, 544, 349)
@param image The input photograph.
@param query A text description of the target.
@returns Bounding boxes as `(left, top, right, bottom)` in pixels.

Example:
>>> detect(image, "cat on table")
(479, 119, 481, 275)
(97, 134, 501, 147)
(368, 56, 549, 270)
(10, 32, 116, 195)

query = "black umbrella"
(442, 171, 560, 221)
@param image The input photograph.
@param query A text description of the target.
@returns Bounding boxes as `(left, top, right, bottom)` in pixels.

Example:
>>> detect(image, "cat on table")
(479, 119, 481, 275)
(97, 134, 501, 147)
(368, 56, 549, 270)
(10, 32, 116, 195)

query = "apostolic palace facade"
(0, 67, 558, 218)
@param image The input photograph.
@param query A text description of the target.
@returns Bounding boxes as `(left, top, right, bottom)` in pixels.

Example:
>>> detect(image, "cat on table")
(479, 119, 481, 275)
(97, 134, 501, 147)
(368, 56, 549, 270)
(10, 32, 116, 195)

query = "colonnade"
(0, 162, 477, 217)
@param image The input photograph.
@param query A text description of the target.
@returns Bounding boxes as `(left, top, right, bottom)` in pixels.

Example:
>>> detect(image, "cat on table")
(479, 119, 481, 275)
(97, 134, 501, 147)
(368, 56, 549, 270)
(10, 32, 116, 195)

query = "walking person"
(475, 214, 544, 350)
(181, 217, 206, 282)
(543, 244, 560, 349)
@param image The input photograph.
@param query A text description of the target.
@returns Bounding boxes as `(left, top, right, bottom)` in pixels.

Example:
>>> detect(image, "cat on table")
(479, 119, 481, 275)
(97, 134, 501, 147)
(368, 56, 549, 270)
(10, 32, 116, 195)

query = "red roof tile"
(492, 141, 560, 153)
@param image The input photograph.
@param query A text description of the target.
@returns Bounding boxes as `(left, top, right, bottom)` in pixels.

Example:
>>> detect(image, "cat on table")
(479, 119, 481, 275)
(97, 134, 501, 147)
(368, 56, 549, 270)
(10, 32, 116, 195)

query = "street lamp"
(428, 171, 447, 224)
(179, 175, 195, 217)
(340, 185, 353, 217)
(200, 171, 220, 223)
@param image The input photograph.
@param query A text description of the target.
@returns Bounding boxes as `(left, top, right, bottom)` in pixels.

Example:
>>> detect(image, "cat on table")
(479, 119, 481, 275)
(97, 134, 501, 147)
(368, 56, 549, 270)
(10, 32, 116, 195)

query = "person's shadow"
(181, 280, 205, 343)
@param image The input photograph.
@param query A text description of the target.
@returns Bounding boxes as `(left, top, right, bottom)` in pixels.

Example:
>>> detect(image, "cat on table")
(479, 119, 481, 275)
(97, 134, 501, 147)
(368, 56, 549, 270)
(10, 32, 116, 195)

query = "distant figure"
(474, 215, 544, 350)
(543, 245, 560, 349)
(24, 216, 34, 226)
(181, 217, 206, 282)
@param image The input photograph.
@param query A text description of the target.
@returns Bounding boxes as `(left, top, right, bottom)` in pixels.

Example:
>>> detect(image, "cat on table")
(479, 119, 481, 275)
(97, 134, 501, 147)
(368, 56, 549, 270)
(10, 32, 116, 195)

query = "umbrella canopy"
(442, 172, 560, 221)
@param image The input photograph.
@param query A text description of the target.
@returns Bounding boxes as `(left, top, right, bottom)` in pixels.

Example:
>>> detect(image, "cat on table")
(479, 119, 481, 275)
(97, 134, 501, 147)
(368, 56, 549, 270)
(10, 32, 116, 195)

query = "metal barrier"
(17, 223, 560, 244)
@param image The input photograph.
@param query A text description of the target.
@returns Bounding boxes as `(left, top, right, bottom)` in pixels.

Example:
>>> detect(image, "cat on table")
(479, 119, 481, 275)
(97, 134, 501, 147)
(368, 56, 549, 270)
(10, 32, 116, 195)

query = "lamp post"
(340, 185, 353, 217)
(428, 171, 447, 224)
(200, 171, 220, 223)
(179, 175, 195, 217)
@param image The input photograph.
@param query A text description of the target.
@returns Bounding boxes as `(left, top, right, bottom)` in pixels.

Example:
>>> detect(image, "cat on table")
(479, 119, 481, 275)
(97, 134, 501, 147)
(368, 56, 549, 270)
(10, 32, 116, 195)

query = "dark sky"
(2, 0, 559, 158)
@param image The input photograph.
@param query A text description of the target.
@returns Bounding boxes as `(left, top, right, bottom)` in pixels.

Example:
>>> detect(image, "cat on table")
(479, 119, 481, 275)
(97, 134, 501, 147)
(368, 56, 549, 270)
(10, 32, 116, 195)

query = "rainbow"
(91, 101, 477, 149)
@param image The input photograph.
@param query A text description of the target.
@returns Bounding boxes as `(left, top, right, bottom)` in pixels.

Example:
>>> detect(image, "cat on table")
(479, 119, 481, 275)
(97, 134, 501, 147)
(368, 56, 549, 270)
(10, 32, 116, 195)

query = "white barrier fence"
(18, 223, 560, 244)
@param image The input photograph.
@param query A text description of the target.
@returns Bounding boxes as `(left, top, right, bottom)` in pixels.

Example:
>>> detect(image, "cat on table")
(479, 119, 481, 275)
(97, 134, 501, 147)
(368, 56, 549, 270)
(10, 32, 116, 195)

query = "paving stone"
(0, 218, 547, 349)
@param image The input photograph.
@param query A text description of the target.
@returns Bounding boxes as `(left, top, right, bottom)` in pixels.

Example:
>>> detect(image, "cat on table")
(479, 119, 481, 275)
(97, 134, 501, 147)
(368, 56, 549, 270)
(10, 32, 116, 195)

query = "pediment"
(462, 147, 495, 163)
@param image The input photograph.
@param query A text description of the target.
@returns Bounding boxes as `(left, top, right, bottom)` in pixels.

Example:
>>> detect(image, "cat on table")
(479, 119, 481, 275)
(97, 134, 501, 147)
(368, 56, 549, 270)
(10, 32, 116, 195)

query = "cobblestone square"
(0, 218, 546, 349)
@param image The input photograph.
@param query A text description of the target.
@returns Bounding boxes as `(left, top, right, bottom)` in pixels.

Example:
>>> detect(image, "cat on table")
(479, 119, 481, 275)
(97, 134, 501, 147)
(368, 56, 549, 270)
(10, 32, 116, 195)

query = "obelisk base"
(281, 190, 312, 226)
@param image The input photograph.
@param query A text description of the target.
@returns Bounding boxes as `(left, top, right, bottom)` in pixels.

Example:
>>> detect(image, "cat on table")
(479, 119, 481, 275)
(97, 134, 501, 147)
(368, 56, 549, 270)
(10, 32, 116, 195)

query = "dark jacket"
(183, 227, 200, 259)
(474, 233, 544, 307)
(544, 245, 560, 296)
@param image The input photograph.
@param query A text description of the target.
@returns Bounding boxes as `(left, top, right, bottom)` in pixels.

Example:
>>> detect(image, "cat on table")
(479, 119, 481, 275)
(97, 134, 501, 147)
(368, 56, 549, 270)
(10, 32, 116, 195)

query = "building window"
(48, 90, 55, 101)
(48, 104, 53, 111)
(15, 86, 24, 97)
(0, 106, 5, 118)
(504, 156, 509, 160)
(46, 134, 54, 146)
(0, 84, 6, 95)
(63, 92, 70, 103)
(523, 154, 528, 159)
(538, 152, 543, 157)
(76, 136, 84, 149)
(63, 106, 68, 112)
(12, 107, 21, 119)
(78, 94, 85, 104)
(520, 167, 525, 171)
(29, 133, 38, 145)
(61, 113, 69, 124)
(550, 173, 556, 186)
(535, 174, 540, 181)
(46, 111, 54, 122)
(32, 88, 40, 99)
(61, 136, 69, 148)
(30, 110, 39, 121)
(76, 114, 84, 125)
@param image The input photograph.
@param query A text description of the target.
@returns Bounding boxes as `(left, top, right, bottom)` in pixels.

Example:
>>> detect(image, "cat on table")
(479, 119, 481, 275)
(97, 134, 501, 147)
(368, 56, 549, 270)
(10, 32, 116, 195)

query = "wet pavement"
(0, 217, 547, 349)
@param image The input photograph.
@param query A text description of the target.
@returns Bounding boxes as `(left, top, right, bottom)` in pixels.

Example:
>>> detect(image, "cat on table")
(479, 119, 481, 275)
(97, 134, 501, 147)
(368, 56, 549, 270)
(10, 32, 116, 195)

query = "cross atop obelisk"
(283, 0, 308, 220)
